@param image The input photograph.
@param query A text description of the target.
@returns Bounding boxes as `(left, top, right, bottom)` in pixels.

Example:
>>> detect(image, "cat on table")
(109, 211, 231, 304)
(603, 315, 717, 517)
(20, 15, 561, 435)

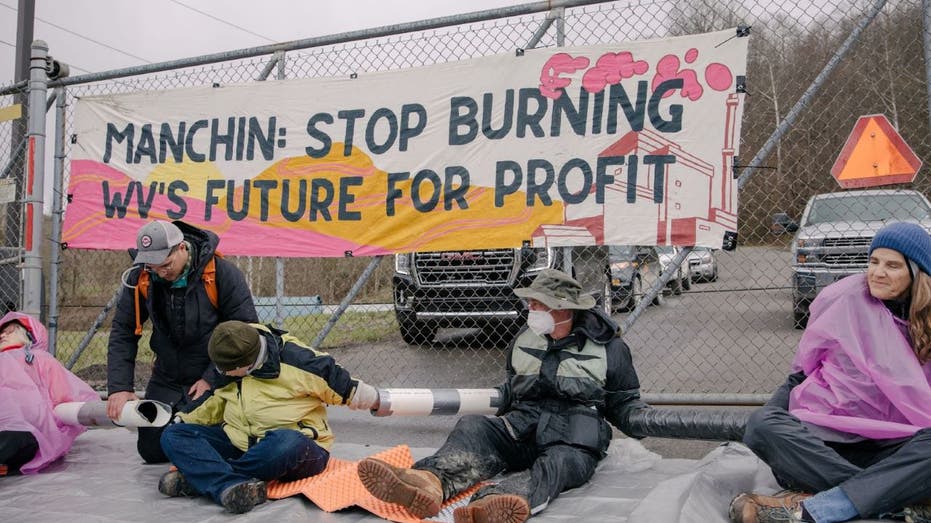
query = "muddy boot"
(219, 479, 267, 514)
(157, 469, 195, 497)
(453, 494, 531, 523)
(357, 458, 443, 518)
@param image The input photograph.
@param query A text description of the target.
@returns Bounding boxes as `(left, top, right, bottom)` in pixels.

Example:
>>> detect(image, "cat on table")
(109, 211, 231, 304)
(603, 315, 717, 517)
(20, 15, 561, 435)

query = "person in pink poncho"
(0, 311, 98, 475)
(729, 222, 931, 523)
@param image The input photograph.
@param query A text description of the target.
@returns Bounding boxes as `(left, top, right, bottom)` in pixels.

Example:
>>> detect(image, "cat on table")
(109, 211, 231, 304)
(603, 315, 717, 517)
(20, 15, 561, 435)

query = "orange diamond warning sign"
(831, 114, 923, 189)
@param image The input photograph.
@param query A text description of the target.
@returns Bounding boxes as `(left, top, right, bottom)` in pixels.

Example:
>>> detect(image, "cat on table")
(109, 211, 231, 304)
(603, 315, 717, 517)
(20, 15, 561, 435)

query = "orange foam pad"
(266, 445, 482, 523)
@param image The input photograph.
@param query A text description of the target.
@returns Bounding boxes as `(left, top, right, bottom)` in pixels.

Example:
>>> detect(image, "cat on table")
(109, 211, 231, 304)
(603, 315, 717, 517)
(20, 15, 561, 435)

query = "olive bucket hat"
(514, 268, 597, 310)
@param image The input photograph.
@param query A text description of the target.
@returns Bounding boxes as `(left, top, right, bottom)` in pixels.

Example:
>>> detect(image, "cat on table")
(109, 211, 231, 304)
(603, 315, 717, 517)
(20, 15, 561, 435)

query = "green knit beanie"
(208, 321, 260, 371)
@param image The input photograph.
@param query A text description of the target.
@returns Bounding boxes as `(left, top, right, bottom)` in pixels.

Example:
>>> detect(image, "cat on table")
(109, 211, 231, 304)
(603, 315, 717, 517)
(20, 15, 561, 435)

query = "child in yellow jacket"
(157, 320, 378, 514)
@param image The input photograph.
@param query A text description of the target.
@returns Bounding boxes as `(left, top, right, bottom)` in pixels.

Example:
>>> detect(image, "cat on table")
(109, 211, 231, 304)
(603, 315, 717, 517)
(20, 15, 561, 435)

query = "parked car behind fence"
(608, 245, 666, 311)
(687, 247, 719, 283)
(655, 246, 691, 294)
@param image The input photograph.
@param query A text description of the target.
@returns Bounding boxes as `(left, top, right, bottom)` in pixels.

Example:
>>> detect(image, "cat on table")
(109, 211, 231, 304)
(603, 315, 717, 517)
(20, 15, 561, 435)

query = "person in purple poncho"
(729, 221, 931, 523)
(0, 312, 99, 475)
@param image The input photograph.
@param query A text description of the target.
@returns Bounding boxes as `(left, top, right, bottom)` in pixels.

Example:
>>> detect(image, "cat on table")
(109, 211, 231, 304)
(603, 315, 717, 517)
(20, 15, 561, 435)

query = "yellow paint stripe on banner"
(0, 104, 23, 122)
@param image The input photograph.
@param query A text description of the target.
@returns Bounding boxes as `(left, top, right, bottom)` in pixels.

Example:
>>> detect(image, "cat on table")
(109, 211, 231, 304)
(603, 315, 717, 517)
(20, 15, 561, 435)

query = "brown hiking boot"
(728, 491, 812, 523)
(453, 494, 530, 523)
(901, 503, 931, 523)
(357, 458, 443, 518)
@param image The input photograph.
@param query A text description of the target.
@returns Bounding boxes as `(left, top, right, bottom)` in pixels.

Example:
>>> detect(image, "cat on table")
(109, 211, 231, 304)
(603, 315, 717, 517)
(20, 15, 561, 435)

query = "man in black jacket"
(106, 220, 258, 463)
(358, 268, 649, 523)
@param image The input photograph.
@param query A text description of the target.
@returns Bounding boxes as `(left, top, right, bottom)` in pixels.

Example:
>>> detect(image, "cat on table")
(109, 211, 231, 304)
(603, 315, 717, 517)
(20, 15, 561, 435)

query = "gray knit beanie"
(869, 222, 931, 276)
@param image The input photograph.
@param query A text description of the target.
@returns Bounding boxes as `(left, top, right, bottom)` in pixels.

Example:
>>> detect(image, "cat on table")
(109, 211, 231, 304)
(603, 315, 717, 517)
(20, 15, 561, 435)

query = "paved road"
(624, 245, 802, 396)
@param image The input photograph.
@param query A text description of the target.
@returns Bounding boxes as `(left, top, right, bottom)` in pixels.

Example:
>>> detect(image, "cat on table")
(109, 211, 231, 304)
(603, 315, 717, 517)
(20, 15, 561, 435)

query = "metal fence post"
(22, 40, 49, 318)
(65, 288, 120, 370)
(312, 256, 384, 348)
(620, 246, 693, 335)
(275, 51, 287, 328)
(48, 86, 65, 355)
(555, 6, 565, 47)
(252, 50, 288, 328)
(524, 9, 557, 49)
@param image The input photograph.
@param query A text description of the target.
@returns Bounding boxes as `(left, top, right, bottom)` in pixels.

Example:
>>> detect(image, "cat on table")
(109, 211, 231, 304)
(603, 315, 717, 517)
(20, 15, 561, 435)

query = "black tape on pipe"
(626, 408, 751, 441)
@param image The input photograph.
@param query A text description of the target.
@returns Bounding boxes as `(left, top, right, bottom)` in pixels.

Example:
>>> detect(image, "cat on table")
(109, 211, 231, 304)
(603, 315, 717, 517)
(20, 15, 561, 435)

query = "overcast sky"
(0, 0, 530, 86)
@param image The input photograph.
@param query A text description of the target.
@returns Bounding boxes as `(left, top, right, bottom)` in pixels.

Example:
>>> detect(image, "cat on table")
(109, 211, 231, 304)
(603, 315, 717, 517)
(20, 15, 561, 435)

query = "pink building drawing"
(531, 93, 740, 247)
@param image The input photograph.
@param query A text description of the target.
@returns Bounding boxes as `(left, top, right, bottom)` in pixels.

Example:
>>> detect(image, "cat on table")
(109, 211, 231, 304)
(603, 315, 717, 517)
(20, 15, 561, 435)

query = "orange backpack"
(133, 255, 219, 335)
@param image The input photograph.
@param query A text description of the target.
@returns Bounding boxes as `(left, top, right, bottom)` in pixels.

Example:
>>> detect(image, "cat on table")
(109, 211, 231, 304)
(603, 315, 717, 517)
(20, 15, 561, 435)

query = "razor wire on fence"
(1, 0, 929, 403)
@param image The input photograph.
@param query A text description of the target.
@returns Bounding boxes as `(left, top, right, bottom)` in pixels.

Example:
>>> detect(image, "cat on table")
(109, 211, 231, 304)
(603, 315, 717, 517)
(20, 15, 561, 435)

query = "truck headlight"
(395, 253, 411, 275)
(796, 252, 819, 264)
(797, 238, 822, 248)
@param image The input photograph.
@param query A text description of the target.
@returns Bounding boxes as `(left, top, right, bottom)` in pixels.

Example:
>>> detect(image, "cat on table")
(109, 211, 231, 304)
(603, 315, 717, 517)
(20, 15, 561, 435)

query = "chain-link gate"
(2, 0, 929, 403)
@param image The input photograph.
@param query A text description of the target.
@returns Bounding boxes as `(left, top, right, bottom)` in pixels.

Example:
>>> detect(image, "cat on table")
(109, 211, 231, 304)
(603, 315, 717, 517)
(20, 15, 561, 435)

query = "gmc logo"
(441, 252, 480, 261)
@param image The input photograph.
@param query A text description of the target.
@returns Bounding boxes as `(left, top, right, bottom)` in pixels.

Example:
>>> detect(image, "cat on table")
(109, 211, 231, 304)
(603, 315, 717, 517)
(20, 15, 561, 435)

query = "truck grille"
(821, 236, 873, 266)
(414, 250, 515, 286)
(823, 237, 873, 248)
(822, 252, 869, 265)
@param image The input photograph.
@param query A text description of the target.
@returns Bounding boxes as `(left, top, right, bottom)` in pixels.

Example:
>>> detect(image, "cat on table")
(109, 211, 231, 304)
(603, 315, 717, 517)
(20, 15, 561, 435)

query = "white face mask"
(527, 310, 556, 336)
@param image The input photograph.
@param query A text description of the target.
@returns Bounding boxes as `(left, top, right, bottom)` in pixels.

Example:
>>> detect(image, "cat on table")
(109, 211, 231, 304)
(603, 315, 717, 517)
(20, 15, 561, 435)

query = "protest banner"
(63, 28, 748, 256)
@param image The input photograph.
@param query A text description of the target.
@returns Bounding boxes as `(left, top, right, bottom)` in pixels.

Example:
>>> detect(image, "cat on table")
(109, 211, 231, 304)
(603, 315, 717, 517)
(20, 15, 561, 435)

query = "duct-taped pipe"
(371, 388, 750, 442)
(54, 400, 172, 428)
(372, 388, 502, 417)
(625, 408, 751, 442)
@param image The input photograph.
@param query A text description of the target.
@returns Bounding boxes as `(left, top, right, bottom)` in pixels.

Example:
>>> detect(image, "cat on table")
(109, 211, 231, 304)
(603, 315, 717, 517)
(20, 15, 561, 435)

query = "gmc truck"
(393, 246, 611, 345)
(775, 189, 931, 328)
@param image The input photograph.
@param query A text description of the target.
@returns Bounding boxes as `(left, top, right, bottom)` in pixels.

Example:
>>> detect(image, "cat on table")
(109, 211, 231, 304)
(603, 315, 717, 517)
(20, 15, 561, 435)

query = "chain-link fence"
(2, 0, 929, 402)
(0, 85, 28, 317)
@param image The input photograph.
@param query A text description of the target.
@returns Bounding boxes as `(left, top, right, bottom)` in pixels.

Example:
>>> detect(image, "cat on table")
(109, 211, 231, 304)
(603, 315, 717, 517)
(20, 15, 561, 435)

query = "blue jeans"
(160, 424, 329, 504)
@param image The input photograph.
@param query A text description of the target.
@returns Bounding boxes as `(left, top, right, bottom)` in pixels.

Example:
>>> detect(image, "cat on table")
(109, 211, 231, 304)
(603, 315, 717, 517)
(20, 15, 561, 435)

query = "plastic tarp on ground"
(0, 429, 886, 522)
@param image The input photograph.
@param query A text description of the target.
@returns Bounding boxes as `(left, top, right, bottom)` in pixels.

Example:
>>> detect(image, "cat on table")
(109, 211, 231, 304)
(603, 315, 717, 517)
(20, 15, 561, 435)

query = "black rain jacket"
(107, 221, 258, 395)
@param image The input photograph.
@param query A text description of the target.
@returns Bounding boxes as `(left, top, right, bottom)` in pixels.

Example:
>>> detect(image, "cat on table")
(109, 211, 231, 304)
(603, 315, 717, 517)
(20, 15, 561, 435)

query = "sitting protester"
(357, 268, 649, 523)
(0, 312, 99, 475)
(731, 222, 931, 523)
(158, 320, 379, 514)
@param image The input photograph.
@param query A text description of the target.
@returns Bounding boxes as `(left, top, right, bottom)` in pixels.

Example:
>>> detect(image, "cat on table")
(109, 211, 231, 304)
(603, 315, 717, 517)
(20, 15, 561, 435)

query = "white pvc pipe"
(54, 400, 173, 428)
(372, 388, 501, 417)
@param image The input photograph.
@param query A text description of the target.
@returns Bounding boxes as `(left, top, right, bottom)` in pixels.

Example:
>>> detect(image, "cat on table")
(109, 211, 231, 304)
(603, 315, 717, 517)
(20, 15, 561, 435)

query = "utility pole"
(11, 0, 35, 227)
(13, 0, 34, 86)
(4, 0, 35, 313)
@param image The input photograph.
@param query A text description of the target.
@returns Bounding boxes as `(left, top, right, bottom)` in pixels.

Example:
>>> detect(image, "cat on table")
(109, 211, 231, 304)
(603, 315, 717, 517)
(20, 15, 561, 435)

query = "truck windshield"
(807, 194, 931, 225)
(609, 245, 636, 259)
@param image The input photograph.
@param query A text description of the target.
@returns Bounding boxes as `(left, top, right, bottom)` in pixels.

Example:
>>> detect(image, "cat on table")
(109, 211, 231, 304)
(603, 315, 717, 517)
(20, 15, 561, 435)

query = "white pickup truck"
(775, 189, 931, 328)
